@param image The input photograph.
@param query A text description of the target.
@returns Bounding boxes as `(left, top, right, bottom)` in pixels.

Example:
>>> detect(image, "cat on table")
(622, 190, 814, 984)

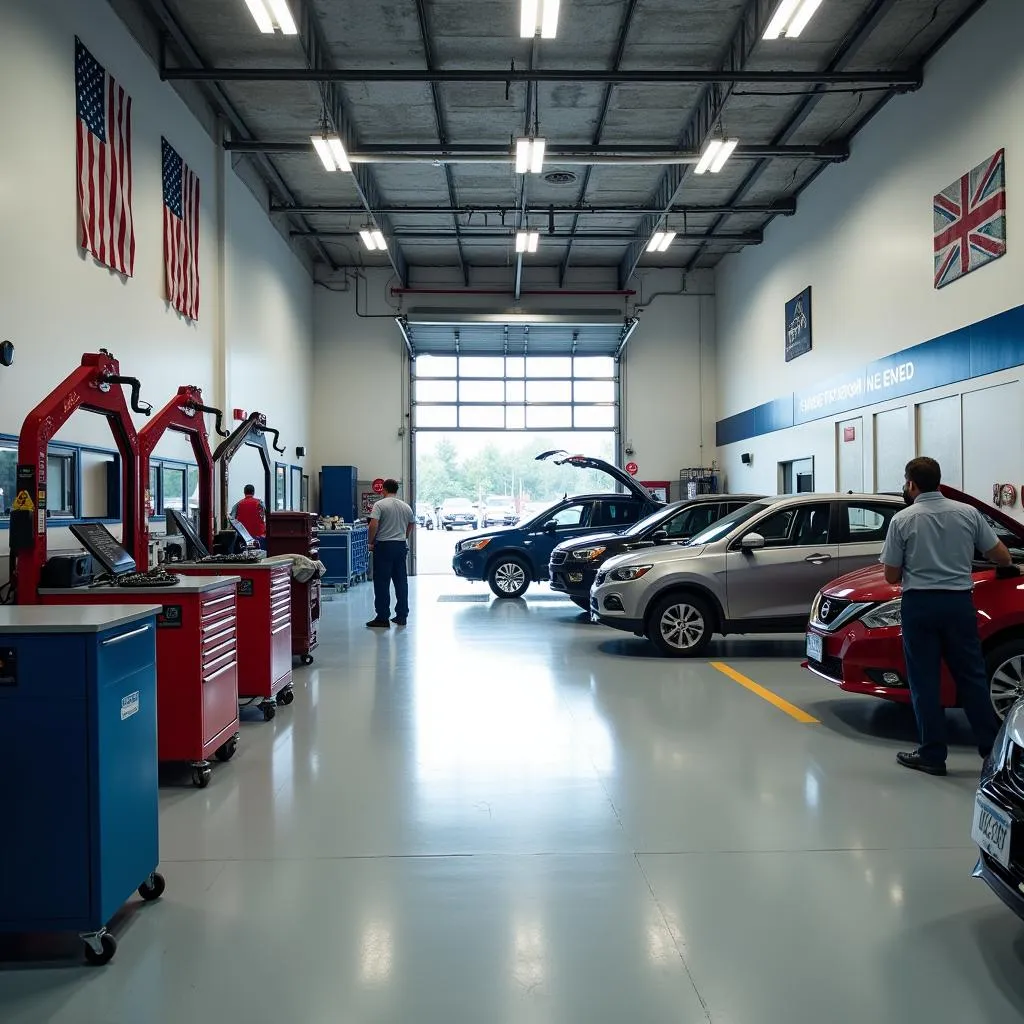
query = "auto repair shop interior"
(1, 0, 1023, 1020)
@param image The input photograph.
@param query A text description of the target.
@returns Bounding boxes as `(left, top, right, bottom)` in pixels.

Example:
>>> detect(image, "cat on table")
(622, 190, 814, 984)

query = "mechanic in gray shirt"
(880, 457, 1012, 775)
(366, 479, 416, 629)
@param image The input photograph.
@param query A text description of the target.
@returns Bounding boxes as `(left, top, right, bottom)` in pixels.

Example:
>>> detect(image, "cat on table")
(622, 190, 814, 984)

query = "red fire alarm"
(233, 408, 247, 421)
(843, 426, 856, 442)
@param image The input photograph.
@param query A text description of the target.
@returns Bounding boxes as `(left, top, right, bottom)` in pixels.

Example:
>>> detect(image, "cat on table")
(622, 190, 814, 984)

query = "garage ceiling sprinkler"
(243, 0, 297, 35)
(763, 0, 824, 40)
(521, 0, 560, 39)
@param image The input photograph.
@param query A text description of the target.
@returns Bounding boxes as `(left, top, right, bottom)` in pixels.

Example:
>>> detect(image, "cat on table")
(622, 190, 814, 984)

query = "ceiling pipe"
(271, 201, 797, 216)
(390, 288, 637, 296)
(164, 66, 921, 89)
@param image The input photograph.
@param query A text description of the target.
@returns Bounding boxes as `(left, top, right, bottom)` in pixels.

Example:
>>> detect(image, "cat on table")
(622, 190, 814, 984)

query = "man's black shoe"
(391, 617, 407, 626)
(896, 750, 947, 776)
(366, 619, 390, 629)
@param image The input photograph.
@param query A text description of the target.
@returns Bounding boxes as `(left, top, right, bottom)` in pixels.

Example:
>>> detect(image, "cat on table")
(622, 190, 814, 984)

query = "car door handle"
(805, 553, 832, 565)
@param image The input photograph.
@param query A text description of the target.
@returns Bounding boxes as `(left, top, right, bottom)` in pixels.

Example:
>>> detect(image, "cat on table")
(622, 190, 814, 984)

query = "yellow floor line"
(709, 662, 820, 724)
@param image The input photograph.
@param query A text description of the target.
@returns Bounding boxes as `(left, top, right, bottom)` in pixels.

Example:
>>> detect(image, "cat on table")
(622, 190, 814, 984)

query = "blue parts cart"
(0, 605, 165, 965)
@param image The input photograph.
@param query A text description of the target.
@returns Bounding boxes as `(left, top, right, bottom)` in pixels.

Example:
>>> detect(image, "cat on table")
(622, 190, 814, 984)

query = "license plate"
(972, 794, 1012, 868)
(806, 632, 823, 663)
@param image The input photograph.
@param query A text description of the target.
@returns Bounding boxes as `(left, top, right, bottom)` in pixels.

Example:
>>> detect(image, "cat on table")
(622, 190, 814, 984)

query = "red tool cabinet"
(38, 577, 240, 788)
(267, 512, 321, 664)
(174, 559, 293, 720)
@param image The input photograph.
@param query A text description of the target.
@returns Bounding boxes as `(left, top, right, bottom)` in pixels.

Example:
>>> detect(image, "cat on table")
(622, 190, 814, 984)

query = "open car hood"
(535, 450, 662, 505)
(939, 484, 1024, 540)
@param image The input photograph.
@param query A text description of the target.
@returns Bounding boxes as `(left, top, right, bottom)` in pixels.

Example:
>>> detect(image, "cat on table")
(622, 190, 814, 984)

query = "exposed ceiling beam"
(560, 0, 641, 288)
(294, 230, 763, 244)
(291, 0, 407, 284)
(271, 201, 797, 217)
(163, 66, 922, 88)
(413, 0, 468, 287)
(135, 0, 335, 270)
(513, 38, 539, 302)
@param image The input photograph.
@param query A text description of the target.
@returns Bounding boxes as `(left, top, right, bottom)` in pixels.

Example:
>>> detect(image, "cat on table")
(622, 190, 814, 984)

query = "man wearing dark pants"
(366, 479, 415, 629)
(880, 457, 1013, 775)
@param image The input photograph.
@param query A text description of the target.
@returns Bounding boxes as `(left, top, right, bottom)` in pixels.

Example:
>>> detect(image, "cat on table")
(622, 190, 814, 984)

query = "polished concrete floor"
(2, 577, 1023, 1022)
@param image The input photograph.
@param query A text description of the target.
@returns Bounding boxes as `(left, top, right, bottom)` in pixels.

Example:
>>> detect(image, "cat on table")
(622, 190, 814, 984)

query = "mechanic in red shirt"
(230, 484, 267, 547)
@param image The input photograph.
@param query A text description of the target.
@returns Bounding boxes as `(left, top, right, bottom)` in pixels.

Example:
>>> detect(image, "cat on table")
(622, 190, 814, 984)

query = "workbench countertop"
(0, 605, 162, 633)
(38, 575, 241, 597)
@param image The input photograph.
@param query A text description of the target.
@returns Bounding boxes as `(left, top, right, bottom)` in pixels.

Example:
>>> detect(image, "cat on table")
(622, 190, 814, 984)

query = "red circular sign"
(625, 462, 639, 476)
(372, 478, 386, 494)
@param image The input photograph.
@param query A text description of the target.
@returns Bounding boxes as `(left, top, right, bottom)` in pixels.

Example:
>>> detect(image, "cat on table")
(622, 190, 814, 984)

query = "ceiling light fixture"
(763, 0, 824, 39)
(694, 137, 738, 174)
(360, 228, 388, 252)
(646, 230, 676, 253)
(311, 132, 351, 172)
(516, 231, 540, 253)
(514, 137, 546, 174)
(521, 0, 560, 38)
(243, 0, 297, 35)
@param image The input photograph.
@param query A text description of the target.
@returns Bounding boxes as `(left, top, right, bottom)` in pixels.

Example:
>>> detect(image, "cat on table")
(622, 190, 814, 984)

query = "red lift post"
(174, 412, 295, 719)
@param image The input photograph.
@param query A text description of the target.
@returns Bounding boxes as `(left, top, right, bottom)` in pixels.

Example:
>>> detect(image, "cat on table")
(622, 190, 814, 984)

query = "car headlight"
(459, 538, 491, 552)
(572, 546, 607, 562)
(860, 599, 901, 629)
(609, 564, 653, 582)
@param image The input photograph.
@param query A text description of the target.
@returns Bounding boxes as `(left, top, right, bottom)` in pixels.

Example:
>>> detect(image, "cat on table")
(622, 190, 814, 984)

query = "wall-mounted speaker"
(741, 452, 753, 466)
(296, 446, 306, 458)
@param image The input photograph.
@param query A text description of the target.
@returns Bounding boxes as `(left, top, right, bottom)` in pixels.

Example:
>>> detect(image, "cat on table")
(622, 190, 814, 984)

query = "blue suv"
(451, 452, 663, 598)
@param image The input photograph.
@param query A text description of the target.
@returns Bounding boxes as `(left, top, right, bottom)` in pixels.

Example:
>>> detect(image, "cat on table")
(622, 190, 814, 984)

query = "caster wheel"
(262, 703, 277, 721)
(301, 654, 314, 666)
(138, 872, 166, 902)
(192, 766, 212, 789)
(215, 737, 238, 763)
(84, 933, 117, 966)
(278, 688, 295, 706)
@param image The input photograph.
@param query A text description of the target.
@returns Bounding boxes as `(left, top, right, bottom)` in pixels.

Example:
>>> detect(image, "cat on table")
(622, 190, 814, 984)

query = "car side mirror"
(543, 520, 558, 534)
(651, 529, 669, 545)
(740, 532, 765, 550)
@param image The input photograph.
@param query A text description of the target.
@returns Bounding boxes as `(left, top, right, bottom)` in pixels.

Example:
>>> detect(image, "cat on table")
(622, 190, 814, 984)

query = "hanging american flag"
(75, 38, 135, 276)
(162, 137, 201, 321)
(933, 149, 1007, 289)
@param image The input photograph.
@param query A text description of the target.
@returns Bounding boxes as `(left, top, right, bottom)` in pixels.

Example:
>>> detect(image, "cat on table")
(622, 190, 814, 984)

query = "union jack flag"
(933, 149, 1006, 289)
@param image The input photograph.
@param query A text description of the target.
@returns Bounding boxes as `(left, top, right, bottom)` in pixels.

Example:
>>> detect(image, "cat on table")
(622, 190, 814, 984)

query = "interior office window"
(0, 443, 17, 517)
(779, 458, 815, 495)
(300, 475, 309, 512)
(290, 467, 302, 511)
(149, 464, 161, 514)
(47, 451, 76, 516)
(187, 466, 200, 513)
(275, 464, 287, 510)
(162, 465, 186, 513)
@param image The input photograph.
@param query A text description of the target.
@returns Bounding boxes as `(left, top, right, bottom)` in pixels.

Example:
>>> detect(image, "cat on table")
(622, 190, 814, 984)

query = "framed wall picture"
(785, 286, 812, 362)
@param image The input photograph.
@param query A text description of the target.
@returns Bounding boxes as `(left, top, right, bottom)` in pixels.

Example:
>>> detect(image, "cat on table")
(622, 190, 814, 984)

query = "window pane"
(459, 406, 506, 429)
(574, 380, 616, 403)
(575, 356, 615, 377)
(550, 503, 590, 528)
(506, 357, 525, 378)
(47, 452, 76, 514)
(416, 356, 457, 378)
(506, 380, 525, 403)
(754, 504, 830, 547)
(187, 466, 200, 512)
(415, 405, 458, 428)
(526, 357, 571, 378)
(574, 405, 616, 428)
(275, 465, 287, 510)
(459, 356, 504, 378)
(416, 379, 457, 403)
(460, 379, 505, 403)
(506, 406, 525, 429)
(526, 379, 572, 403)
(149, 465, 160, 515)
(596, 501, 642, 528)
(162, 467, 186, 513)
(526, 405, 572, 429)
(0, 445, 17, 517)
(291, 467, 302, 511)
(845, 503, 896, 542)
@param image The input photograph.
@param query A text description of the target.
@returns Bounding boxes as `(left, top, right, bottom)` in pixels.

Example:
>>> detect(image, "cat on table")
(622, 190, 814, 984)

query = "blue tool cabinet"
(0, 605, 165, 966)
(318, 524, 369, 588)
(319, 465, 359, 522)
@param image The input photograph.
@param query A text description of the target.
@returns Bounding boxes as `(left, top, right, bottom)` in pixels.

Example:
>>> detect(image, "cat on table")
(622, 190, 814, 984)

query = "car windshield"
(622, 502, 682, 538)
(687, 501, 771, 545)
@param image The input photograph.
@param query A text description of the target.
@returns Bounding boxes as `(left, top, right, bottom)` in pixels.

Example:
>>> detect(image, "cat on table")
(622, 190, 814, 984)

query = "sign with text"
(785, 286, 812, 362)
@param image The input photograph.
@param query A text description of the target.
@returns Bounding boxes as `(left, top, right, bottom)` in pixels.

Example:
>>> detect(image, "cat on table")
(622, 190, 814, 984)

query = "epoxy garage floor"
(2, 579, 1023, 1023)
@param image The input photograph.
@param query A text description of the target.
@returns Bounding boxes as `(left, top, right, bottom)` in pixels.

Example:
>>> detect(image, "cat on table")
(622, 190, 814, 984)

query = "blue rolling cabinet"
(320, 465, 359, 523)
(319, 523, 369, 589)
(0, 605, 165, 966)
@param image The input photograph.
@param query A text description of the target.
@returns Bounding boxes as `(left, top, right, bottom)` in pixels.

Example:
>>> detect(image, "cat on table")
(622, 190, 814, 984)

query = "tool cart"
(267, 511, 321, 665)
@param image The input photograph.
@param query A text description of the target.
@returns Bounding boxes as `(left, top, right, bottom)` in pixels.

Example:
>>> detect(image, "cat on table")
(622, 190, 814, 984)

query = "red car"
(805, 486, 1024, 718)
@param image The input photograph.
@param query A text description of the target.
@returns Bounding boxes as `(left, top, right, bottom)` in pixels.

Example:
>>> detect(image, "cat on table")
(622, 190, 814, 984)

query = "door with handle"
(725, 502, 839, 620)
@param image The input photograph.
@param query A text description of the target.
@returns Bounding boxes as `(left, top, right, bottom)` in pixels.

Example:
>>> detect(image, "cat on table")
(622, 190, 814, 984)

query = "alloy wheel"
(659, 602, 706, 651)
(495, 562, 527, 594)
(990, 654, 1024, 719)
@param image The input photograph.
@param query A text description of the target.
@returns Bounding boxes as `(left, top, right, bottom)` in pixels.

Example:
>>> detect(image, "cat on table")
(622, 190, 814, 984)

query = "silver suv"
(590, 493, 905, 656)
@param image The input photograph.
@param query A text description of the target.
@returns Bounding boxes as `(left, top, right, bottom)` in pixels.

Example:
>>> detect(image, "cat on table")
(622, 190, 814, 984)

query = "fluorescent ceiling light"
(527, 231, 539, 253)
(371, 231, 387, 250)
(359, 229, 376, 250)
(646, 232, 666, 253)
(515, 138, 546, 174)
(244, 0, 297, 35)
(657, 231, 676, 252)
(694, 137, 738, 174)
(516, 231, 539, 253)
(764, 0, 822, 39)
(359, 229, 388, 252)
(521, 0, 559, 38)
(311, 133, 349, 172)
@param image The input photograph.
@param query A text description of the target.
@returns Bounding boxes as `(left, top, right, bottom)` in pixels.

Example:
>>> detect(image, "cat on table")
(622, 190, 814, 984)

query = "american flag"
(162, 137, 200, 321)
(75, 38, 135, 276)
(933, 149, 1007, 289)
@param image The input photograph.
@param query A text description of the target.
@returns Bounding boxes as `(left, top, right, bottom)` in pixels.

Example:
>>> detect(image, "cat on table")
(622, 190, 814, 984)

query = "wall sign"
(843, 426, 856, 443)
(785, 286, 812, 362)
(625, 462, 639, 476)
(372, 478, 385, 494)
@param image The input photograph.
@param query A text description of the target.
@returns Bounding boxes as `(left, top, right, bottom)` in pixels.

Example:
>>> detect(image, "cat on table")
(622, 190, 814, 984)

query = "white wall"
(0, 0, 313, 577)
(310, 267, 716, 504)
(715, 0, 1024, 499)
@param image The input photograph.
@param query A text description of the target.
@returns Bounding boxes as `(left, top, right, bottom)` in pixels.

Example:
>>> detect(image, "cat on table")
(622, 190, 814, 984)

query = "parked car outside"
(482, 495, 519, 527)
(415, 503, 435, 530)
(804, 485, 1024, 718)
(549, 494, 763, 610)
(590, 492, 906, 656)
(452, 452, 663, 598)
(440, 497, 479, 531)
(973, 698, 1024, 922)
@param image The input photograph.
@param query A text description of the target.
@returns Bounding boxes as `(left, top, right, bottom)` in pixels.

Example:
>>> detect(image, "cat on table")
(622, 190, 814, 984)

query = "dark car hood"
(939, 484, 1024, 539)
(553, 531, 622, 553)
(535, 450, 661, 505)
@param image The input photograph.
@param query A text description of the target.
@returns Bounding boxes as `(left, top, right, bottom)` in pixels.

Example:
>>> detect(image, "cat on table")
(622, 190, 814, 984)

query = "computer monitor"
(165, 508, 210, 560)
(229, 516, 258, 549)
(70, 523, 137, 576)
(213, 517, 260, 556)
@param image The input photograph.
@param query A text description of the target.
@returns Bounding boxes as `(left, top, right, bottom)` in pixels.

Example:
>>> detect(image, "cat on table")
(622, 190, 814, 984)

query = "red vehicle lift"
(137, 385, 229, 570)
(174, 412, 295, 719)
